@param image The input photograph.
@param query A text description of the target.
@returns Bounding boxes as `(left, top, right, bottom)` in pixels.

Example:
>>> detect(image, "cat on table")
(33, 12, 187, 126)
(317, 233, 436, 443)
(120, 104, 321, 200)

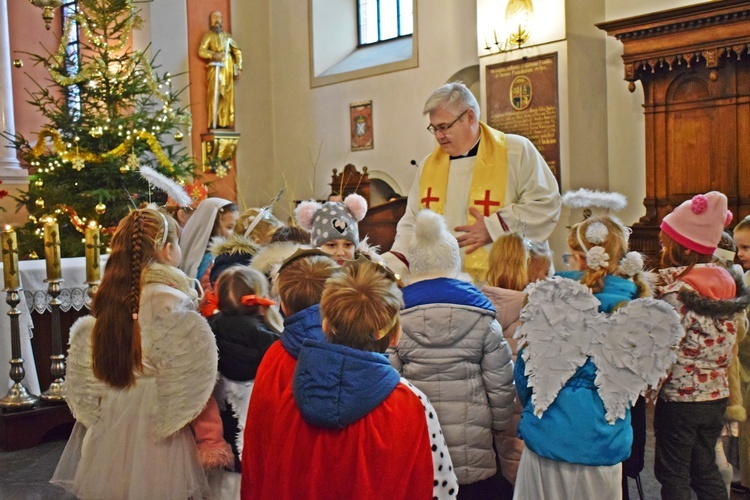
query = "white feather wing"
(146, 310, 218, 438)
(516, 277, 600, 417)
(588, 298, 684, 423)
(65, 316, 108, 428)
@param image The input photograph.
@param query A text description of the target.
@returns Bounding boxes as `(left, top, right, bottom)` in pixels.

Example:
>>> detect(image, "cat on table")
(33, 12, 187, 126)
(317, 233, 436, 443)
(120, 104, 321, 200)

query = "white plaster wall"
(231, 0, 480, 221)
(230, 0, 275, 211)
(226, 0, 710, 243)
(132, 0, 192, 157)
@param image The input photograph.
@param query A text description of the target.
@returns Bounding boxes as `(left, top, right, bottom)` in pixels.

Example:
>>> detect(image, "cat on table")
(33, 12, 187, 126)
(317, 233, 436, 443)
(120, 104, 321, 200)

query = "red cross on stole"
(420, 187, 440, 209)
(473, 190, 500, 217)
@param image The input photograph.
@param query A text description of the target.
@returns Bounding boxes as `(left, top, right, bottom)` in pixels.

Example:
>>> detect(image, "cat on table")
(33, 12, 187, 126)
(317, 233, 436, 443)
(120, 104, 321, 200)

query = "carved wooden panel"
(358, 198, 407, 252)
(598, 0, 750, 265)
(330, 164, 371, 205)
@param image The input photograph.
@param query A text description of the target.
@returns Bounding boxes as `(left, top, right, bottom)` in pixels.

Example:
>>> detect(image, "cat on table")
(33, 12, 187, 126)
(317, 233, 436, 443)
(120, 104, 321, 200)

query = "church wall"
(2, 0, 719, 245)
(233, 0, 480, 221)
(7, 2, 62, 155)
(230, 0, 275, 211)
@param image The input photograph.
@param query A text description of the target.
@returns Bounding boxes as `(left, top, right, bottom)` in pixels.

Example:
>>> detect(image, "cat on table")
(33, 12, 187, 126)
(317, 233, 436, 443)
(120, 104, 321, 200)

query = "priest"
(384, 82, 561, 284)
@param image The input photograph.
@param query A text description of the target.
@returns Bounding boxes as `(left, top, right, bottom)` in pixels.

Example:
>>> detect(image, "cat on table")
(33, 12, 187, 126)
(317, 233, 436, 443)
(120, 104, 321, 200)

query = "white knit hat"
(408, 210, 461, 277)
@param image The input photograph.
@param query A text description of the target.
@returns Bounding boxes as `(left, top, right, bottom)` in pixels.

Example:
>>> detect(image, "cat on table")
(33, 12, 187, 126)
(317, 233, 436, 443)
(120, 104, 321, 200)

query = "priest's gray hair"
(423, 82, 480, 121)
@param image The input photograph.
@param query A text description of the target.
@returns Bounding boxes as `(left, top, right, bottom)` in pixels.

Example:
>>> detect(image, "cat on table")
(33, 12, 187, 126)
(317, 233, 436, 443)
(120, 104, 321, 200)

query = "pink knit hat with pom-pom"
(294, 193, 367, 247)
(660, 191, 733, 255)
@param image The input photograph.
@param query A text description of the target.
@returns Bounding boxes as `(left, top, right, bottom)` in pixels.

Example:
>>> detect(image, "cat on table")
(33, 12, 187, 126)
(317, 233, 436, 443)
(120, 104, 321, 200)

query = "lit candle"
(43, 219, 62, 281)
(2, 225, 20, 290)
(85, 221, 101, 283)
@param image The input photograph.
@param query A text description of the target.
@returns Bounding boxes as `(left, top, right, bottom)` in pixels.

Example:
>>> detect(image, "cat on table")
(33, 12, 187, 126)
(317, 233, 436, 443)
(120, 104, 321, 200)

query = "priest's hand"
(455, 207, 492, 254)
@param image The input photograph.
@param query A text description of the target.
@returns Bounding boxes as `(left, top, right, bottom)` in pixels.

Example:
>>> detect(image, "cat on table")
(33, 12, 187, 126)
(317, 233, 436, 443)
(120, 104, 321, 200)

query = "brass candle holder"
(40, 278, 66, 403)
(0, 288, 39, 410)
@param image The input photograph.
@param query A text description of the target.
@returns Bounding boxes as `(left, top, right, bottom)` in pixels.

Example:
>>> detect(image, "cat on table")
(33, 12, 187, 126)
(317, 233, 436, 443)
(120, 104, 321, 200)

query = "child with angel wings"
(513, 191, 684, 499)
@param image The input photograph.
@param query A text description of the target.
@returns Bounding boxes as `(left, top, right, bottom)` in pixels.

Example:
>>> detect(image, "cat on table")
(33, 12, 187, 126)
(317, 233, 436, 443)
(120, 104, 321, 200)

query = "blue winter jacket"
(293, 339, 400, 428)
(515, 272, 638, 466)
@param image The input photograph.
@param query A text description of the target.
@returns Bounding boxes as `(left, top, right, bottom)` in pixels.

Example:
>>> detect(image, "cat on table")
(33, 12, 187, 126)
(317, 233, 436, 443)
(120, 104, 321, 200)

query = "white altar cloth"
(0, 256, 107, 395)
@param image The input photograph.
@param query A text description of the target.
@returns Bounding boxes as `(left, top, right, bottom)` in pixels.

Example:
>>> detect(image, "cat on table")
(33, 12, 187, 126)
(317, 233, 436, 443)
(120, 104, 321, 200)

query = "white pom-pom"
(585, 222, 609, 244)
(343, 193, 368, 221)
(586, 246, 609, 270)
(619, 252, 644, 277)
(414, 209, 449, 245)
(294, 200, 320, 231)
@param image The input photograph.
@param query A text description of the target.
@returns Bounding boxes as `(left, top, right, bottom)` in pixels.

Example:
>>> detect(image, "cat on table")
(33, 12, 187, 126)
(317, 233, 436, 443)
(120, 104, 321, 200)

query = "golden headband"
(372, 314, 399, 341)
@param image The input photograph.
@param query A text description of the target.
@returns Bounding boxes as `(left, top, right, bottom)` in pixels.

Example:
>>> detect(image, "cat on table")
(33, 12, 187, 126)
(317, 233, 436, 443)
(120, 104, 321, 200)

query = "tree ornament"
(35, 179, 44, 188)
(29, 215, 38, 223)
(71, 156, 85, 171)
(89, 126, 103, 138)
(35, 198, 45, 208)
(95, 202, 106, 215)
(126, 151, 140, 170)
(173, 131, 184, 142)
(215, 164, 228, 178)
(120, 164, 130, 174)
(29, 251, 39, 259)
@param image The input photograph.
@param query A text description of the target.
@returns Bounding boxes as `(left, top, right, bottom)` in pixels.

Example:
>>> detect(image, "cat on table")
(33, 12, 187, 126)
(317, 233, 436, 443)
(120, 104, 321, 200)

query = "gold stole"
(419, 122, 508, 283)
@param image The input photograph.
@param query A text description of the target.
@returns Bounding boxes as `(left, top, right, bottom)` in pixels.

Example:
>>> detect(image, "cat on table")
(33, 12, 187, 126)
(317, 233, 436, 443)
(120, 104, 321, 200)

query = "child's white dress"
(52, 265, 218, 500)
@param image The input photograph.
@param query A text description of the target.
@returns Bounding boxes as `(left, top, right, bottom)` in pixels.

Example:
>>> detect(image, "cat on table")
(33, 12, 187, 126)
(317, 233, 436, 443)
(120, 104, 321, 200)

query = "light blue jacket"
(515, 272, 638, 466)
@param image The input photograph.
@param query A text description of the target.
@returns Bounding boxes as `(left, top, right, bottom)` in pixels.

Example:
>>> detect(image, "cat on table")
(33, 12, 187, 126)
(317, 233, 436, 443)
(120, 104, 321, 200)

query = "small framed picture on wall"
(350, 101, 373, 151)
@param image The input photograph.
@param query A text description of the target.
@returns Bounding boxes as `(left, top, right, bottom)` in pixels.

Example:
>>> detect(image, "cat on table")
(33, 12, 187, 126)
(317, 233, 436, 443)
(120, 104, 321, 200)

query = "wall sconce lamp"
(505, 0, 534, 48)
(28, 0, 63, 30)
(484, 0, 535, 54)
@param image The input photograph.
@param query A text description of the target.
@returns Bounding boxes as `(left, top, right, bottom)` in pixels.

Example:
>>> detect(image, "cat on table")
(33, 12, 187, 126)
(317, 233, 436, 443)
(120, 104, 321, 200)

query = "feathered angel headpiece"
(562, 188, 627, 212)
(139, 166, 192, 208)
(562, 189, 639, 273)
(244, 188, 286, 238)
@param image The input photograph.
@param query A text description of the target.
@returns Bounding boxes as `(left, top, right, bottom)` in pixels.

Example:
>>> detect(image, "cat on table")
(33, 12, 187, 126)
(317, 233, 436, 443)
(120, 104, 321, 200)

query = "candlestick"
(41, 277, 66, 403)
(0, 289, 39, 410)
(43, 219, 62, 281)
(2, 225, 20, 290)
(85, 221, 101, 283)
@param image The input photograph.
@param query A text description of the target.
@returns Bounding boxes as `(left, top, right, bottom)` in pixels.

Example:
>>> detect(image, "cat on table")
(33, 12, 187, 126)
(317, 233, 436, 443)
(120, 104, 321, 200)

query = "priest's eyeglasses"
(427, 109, 469, 135)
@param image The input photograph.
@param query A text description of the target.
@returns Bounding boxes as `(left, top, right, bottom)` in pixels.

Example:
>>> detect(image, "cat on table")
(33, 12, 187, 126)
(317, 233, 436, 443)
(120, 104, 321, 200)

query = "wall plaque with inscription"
(486, 54, 560, 187)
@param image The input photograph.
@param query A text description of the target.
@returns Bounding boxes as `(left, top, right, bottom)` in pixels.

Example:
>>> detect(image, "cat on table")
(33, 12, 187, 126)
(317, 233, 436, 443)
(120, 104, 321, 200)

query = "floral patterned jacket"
(657, 264, 750, 403)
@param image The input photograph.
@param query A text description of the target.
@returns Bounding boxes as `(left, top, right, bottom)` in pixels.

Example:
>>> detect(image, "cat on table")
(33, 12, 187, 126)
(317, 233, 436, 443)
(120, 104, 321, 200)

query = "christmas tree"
(6, 0, 195, 257)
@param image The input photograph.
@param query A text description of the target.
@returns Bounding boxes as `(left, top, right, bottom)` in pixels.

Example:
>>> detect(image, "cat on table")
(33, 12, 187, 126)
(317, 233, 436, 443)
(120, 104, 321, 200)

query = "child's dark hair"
(660, 231, 713, 270)
(270, 226, 311, 245)
(215, 266, 270, 316)
(91, 208, 178, 388)
(276, 255, 339, 315)
(212, 202, 239, 236)
(320, 260, 403, 353)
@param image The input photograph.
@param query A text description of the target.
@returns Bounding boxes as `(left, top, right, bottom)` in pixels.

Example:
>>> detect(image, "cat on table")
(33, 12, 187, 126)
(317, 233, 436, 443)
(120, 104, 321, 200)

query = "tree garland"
(29, 128, 176, 171)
